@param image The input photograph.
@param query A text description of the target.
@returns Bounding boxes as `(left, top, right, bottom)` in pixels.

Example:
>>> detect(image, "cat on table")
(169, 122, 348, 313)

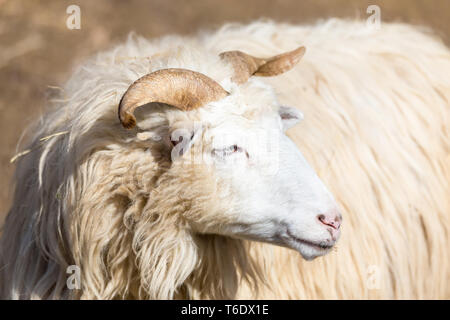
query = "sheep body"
(1, 19, 449, 299)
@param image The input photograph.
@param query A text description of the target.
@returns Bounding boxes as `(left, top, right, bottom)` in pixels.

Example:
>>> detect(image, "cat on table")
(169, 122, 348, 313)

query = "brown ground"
(0, 0, 449, 224)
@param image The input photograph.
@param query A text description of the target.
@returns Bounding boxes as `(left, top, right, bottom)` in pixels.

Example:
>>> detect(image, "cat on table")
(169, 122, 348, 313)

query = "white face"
(173, 105, 342, 260)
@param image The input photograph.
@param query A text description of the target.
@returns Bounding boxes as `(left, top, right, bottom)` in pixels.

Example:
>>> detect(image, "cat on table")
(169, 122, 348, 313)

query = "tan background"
(1, 0, 449, 223)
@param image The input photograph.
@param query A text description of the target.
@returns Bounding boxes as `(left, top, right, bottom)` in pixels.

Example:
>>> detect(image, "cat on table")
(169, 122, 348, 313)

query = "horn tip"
(120, 113, 137, 129)
(294, 46, 306, 59)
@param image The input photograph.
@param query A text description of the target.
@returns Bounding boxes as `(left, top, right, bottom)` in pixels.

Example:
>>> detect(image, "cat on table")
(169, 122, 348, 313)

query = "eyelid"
(212, 145, 249, 158)
(228, 145, 242, 153)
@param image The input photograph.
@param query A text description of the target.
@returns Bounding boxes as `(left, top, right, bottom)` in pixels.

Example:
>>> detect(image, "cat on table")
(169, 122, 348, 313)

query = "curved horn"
(119, 68, 229, 129)
(220, 46, 305, 84)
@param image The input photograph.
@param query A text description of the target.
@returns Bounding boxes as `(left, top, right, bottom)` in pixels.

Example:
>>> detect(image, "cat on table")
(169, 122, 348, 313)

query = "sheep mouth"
(285, 228, 334, 251)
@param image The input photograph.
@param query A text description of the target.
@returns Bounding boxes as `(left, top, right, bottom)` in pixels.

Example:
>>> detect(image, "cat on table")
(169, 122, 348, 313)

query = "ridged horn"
(220, 46, 306, 84)
(119, 68, 229, 129)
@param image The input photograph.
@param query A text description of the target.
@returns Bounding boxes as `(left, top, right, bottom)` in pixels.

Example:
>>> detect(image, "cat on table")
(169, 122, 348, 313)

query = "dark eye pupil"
(171, 136, 183, 146)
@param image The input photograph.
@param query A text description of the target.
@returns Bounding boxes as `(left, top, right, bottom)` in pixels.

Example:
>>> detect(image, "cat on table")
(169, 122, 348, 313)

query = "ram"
(0, 20, 449, 299)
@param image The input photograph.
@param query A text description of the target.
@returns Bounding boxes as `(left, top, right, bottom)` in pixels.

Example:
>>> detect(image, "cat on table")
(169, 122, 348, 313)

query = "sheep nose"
(317, 211, 342, 230)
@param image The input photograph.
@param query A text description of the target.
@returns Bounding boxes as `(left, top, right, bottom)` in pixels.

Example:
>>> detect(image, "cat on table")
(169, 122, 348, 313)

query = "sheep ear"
(279, 106, 304, 131)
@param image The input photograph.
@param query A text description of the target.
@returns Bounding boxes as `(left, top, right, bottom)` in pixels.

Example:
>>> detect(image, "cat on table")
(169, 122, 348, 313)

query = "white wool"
(0, 19, 449, 299)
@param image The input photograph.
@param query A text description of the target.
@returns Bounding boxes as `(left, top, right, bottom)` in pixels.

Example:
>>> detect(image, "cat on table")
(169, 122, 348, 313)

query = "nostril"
(318, 212, 341, 230)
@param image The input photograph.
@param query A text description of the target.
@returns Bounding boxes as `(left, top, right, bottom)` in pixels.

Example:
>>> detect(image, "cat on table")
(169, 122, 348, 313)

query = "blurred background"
(0, 0, 449, 223)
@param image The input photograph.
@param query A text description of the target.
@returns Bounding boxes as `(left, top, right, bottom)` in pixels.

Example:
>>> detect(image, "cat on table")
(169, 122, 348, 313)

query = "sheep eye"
(212, 145, 247, 158)
(170, 136, 183, 147)
(226, 145, 241, 155)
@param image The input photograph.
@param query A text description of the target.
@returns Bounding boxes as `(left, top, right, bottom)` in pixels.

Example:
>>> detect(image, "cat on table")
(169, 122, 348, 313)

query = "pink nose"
(317, 211, 342, 231)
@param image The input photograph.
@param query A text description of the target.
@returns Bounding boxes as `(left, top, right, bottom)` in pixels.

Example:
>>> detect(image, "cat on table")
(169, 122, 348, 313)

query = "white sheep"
(1, 19, 449, 299)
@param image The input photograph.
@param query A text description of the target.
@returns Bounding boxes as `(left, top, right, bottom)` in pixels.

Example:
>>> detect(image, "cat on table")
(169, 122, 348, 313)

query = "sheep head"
(117, 47, 340, 269)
